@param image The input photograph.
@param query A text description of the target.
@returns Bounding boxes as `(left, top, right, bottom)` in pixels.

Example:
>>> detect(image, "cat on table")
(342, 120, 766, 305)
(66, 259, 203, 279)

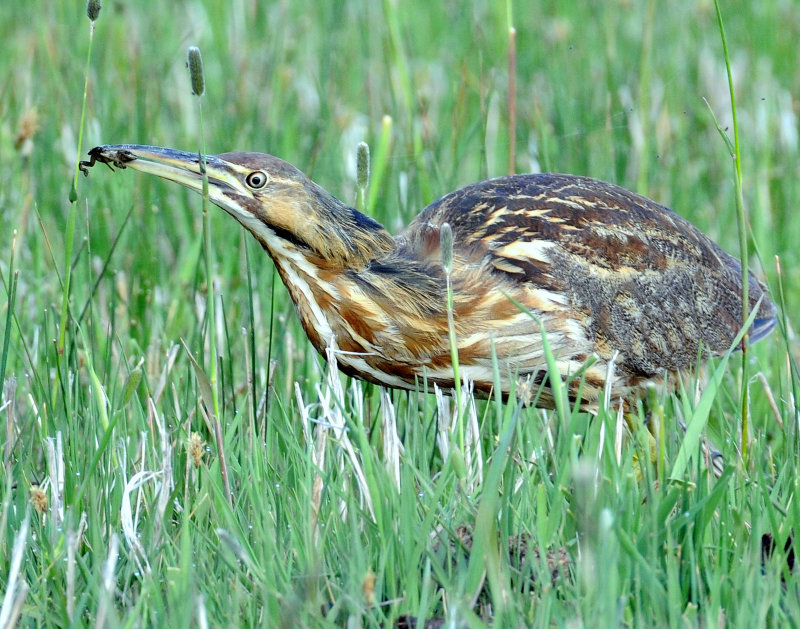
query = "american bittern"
(80, 145, 776, 409)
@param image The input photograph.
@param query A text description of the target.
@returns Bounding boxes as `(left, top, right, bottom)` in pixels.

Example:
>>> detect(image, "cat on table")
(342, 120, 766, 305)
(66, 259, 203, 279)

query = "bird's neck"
(301, 185, 396, 270)
(257, 194, 406, 356)
(268, 236, 450, 368)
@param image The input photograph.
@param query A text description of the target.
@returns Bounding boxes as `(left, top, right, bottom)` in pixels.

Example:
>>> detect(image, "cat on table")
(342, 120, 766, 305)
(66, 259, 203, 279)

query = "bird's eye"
(245, 171, 269, 189)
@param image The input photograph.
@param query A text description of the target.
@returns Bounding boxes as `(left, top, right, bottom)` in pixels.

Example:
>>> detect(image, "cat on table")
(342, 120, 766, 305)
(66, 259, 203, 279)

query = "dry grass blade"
(0, 512, 29, 629)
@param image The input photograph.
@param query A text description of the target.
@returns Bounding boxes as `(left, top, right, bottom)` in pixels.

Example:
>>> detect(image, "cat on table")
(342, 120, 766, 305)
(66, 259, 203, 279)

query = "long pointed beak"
(80, 144, 243, 200)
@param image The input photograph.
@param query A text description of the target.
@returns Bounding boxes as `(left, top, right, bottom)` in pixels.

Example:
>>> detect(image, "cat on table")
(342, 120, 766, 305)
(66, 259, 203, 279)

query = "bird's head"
(81, 145, 394, 268)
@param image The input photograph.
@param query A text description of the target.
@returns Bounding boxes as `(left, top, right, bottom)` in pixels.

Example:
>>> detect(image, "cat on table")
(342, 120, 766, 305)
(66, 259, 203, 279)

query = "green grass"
(2, 0, 799, 626)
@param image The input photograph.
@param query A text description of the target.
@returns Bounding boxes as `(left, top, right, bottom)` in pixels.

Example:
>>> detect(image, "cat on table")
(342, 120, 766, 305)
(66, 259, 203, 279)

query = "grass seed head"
(440, 222, 454, 274)
(189, 432, 206, 467)
(362, 570, 376, 606)
(30, 486, 47, 514)
(356, 141, 370, 190)
(87, 0, 101, 21)
(121, 368, 142, 406)
(187, 46, 205, 96)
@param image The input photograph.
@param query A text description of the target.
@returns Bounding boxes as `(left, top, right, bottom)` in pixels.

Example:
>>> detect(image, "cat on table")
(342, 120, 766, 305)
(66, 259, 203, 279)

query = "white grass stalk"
(296, 382, 327, 540)
(434, 380, 482, 489)
(380, 388, 403, 490)
(598, 420, 606, 467)
(603, 351, 619, 412)
(614, 404, 625, 468)
(319, 344, 374, 520)
(120, 470, 160, 575)
(196, 594, 209, 629)
(460, 378, 483, 490)
(153, 343, 180, 406)
(1, 581, 27, 628)
(756, 372, 782, 428)
(0, 511, 29, 629)
(434, 384, 453, 462)
(95, 534, 119, 629)
(3, 377, 16, 466)
(66, 512, 88, 623)
(349, 379, 367, 429)
(45, 433, 64, 529)
(150, 398, 173, 546)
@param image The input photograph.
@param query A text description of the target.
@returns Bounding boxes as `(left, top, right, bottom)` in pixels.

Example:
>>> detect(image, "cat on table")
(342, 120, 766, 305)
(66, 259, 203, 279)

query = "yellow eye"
(246, 171, 269, 189)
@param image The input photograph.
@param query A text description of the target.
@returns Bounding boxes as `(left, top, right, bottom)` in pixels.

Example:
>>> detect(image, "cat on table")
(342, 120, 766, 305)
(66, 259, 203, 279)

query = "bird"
(80, 145, 776, 410)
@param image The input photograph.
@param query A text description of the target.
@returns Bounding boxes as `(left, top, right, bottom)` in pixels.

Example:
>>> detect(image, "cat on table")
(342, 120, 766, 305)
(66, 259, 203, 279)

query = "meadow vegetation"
(1, 0, 799, 626)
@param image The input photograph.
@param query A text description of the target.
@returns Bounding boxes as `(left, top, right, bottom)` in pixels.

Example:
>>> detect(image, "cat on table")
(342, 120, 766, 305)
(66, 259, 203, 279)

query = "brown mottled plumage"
(81, 145, 776, 409)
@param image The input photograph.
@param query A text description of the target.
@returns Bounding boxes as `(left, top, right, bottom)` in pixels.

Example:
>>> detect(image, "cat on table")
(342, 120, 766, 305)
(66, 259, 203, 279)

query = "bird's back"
(395, 173, 775, 403)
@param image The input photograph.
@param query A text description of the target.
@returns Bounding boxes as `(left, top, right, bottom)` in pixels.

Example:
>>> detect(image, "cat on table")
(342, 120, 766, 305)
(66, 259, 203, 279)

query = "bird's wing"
(399, 173, 774, 376)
